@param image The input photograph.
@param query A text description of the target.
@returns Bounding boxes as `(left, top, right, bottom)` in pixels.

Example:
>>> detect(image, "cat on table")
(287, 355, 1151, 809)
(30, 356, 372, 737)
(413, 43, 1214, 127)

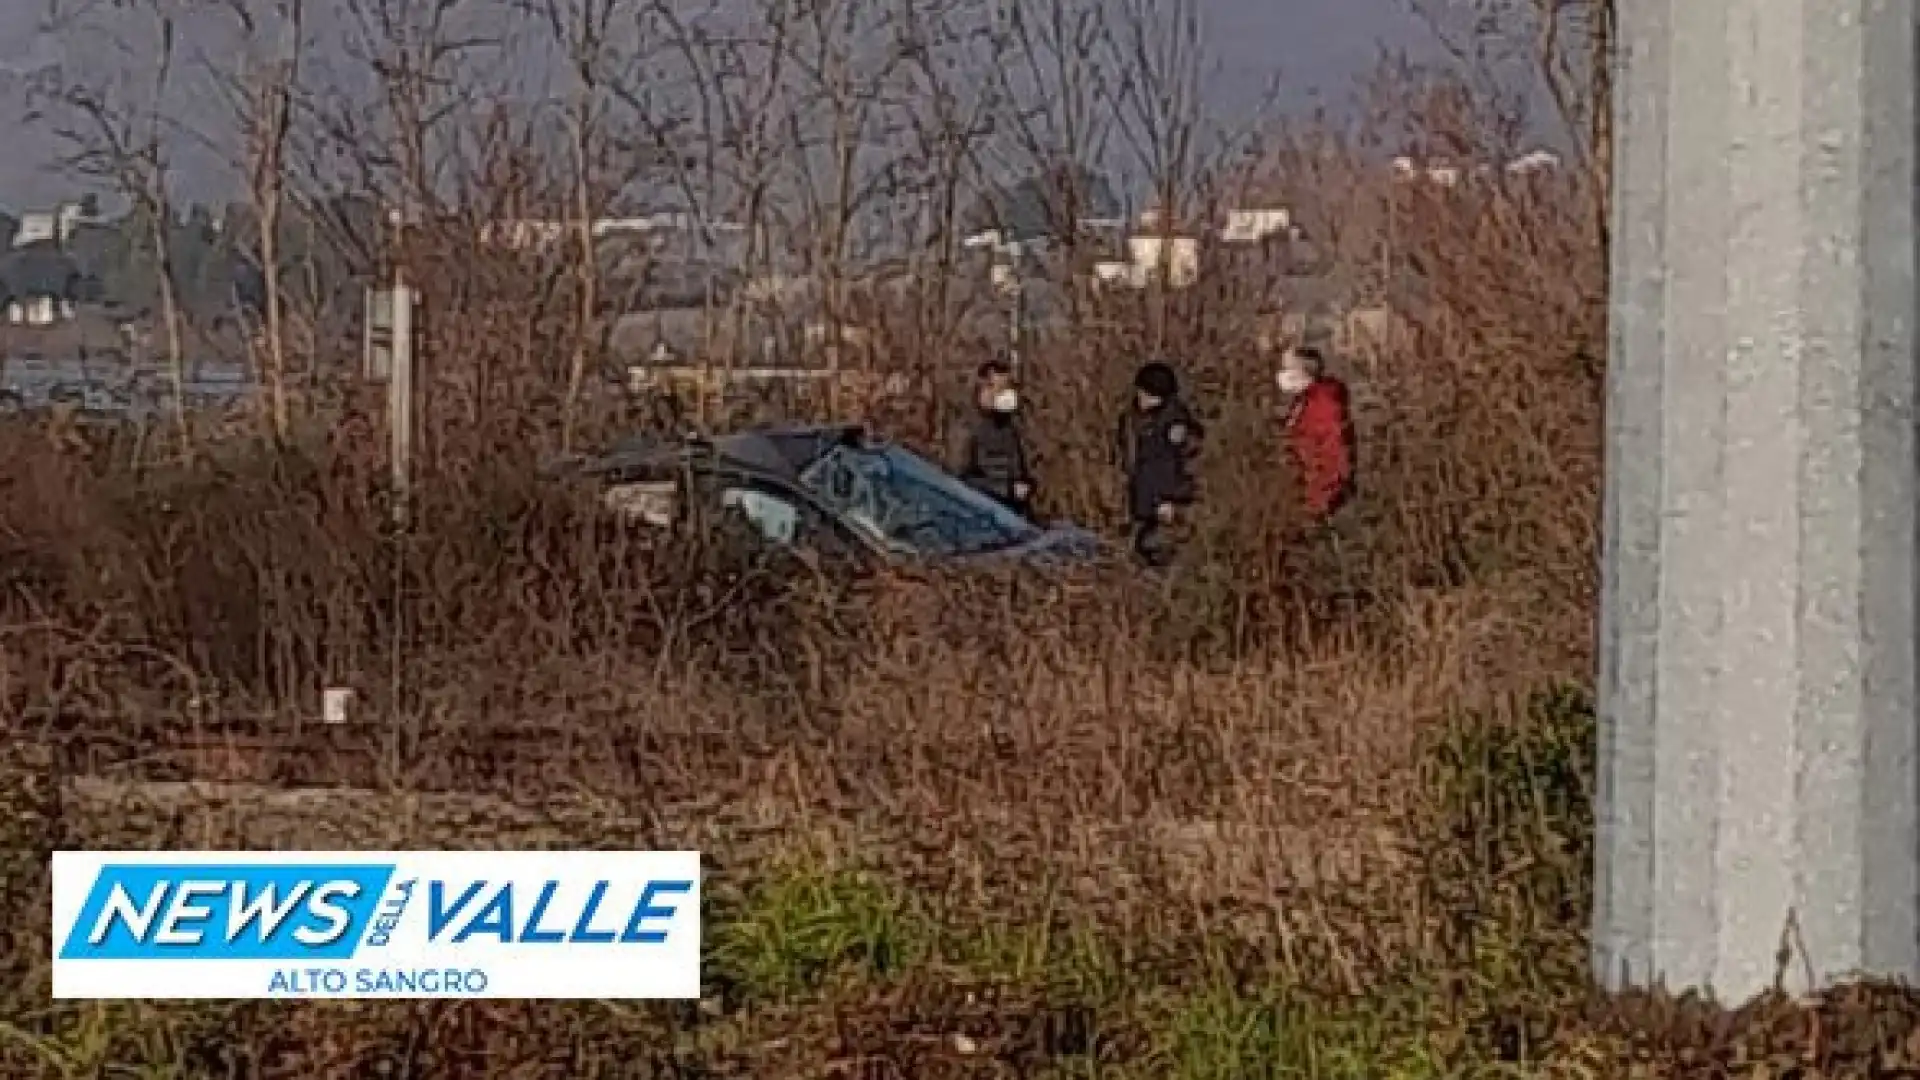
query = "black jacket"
(1116, 397, 1202, 521)
(954, 410, 1032, 503)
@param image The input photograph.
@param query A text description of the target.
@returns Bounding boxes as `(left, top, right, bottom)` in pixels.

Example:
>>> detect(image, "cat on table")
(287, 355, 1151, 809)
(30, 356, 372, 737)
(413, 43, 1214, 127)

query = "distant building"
(0, 245, 87, 326)
(1506, 149, 1562, 174)
(961, 227, 1004, 251)
(962, 217, 1121, 259)
(1095, 205, 1203, 288)
(478, 214, 748, 250)
(12, 201, 98, 250)
(1392, 151, 1560, 185)
(1392, 157, 1463, 186)
(1066, 204, 1301, 290)
(1124, 234, 1200, 288)
(1220, 208, 1292, 244)
(4, 296, 73, 326)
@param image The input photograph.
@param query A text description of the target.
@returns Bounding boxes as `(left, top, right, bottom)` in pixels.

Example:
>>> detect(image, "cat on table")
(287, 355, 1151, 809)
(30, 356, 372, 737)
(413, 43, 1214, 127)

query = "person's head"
(1134, 361, 1179, 411)
(976, 357, 1018, 412)
(1276, 345, 1324, 396)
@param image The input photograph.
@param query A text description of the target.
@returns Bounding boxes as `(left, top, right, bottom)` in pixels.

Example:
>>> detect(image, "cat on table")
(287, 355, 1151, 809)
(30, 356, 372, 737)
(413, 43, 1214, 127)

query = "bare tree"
(519, 0, 630, 451)
(39, 1, 192, 441)
(326, 0, 502, 465)
(1102, 0, 1279, 351)
(657, 0, 802, 372)
(779, 0, 922, 391)
(1103, 0, 1206, 339)
(209, 0, 308, 439)
(894, 0, 1003, 357)
(979, 0, 1123, 332)
(637, 0, 921, 396)
(1405, 0, 1614, 239)
(1106, 0, 1204, 234)
(335, 0, 501, 213)
(1217, 118, 1351, 334)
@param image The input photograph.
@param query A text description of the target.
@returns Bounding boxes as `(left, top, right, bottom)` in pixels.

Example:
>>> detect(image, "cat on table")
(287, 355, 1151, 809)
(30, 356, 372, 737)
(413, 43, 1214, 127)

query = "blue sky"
(0, 0, 1425, 212)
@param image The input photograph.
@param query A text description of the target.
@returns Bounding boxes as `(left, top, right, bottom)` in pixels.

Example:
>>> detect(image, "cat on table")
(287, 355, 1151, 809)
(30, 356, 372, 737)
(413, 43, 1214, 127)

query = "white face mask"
(1277, 369, 1313, 395)
(990, 388, 1020, 412)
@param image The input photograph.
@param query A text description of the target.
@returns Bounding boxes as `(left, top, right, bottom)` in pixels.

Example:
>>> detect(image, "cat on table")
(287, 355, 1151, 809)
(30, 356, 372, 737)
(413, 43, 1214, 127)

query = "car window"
(713, 480, 864, 561)
(720, 487, 799, 544)
(798, 444, 1041, 558)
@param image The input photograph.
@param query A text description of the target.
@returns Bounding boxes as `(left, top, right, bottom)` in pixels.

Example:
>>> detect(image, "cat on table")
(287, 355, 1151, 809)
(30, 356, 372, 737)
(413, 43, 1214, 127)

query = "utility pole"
(388, 260, 413, 529)
(364, 208, 416, 529)
(1596, 0, 1920, 1001)
(1008, 278, 1024, 373)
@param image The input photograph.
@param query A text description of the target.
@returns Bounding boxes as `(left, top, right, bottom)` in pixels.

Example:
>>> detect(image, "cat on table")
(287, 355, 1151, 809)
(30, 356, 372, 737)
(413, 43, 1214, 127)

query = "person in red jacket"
(1275, 345, 1356, 519)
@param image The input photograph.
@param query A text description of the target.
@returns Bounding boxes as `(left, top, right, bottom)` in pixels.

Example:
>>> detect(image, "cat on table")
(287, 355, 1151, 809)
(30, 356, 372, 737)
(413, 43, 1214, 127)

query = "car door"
(699, 470, 880, 571)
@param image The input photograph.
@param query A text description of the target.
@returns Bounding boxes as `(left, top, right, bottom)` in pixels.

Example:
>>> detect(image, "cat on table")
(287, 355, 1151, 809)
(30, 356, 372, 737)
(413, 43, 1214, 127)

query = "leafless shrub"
(0, 2, 1639, 1071)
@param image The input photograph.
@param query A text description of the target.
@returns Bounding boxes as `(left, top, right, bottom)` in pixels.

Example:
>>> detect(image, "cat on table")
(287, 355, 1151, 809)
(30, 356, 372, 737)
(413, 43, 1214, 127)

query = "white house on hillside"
(1393, 150, 1561, 185)
(478, 214, 747, 249)
(1221, 207, 1292, 243)
(12, 201, 96, 250)
(4, 296, 74, 326)
(1506, 150, 1561, 174)
(1123, 234, 1199, 287)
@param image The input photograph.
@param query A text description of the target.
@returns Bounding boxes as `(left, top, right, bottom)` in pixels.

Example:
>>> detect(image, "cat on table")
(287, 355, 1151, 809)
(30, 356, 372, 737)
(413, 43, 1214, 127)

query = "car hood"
(954, 522, 1110, 567)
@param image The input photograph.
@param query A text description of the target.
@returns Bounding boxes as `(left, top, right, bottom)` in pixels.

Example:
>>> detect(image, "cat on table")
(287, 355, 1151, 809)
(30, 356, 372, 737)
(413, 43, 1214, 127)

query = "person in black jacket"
(952, 357, 1036, 519)
(1115, 360, 1202, 566)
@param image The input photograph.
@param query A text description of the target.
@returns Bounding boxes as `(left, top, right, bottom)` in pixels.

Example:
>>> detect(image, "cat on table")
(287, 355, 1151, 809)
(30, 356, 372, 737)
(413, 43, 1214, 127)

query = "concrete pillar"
(1597, 0, 1920, 1000)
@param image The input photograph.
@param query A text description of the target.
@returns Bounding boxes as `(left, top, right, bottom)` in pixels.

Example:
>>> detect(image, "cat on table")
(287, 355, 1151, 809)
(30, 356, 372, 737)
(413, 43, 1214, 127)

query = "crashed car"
(561, 423, 1108, 569)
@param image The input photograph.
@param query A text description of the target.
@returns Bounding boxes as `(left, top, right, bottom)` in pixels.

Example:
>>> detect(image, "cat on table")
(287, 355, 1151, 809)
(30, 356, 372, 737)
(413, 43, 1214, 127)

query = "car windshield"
(798, 442, 1043, 558)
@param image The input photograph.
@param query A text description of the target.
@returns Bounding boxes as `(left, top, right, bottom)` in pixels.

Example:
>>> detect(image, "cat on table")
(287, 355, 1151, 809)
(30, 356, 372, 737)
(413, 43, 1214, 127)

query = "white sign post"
(363, 280, 416, 528)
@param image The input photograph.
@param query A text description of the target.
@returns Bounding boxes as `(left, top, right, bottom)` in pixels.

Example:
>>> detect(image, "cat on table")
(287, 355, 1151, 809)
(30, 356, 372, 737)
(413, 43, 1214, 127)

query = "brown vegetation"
(4, 0, 1915, 1075)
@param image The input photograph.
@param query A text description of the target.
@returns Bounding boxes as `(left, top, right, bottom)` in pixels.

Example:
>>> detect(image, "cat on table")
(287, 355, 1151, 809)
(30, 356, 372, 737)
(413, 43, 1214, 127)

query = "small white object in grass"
(321, 687, 354, 725)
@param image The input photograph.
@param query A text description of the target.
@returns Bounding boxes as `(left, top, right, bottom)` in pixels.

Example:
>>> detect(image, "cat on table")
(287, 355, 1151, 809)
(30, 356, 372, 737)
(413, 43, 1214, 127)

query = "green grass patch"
(706, 855, 934, 1005)
(1148, 982, 1447, 1080)
(1413, 681, 1596, 1059)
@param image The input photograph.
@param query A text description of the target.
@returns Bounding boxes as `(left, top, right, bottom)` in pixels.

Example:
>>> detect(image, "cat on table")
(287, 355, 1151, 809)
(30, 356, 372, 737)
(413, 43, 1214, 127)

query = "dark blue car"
(566, 423, 1108, 570)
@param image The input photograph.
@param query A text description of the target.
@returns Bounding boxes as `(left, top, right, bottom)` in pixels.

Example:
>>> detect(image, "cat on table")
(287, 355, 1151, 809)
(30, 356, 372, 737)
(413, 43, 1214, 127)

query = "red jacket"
(1286, 377, 1356, 517)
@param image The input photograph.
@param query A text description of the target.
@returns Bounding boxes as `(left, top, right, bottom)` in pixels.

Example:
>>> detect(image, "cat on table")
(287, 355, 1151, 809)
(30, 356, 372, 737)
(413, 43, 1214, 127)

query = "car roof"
(591, 422, 865, 484)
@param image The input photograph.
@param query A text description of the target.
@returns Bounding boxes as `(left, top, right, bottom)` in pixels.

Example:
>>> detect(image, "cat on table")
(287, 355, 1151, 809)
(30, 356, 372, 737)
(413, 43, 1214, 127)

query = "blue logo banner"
(50, 850, 702, 999)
